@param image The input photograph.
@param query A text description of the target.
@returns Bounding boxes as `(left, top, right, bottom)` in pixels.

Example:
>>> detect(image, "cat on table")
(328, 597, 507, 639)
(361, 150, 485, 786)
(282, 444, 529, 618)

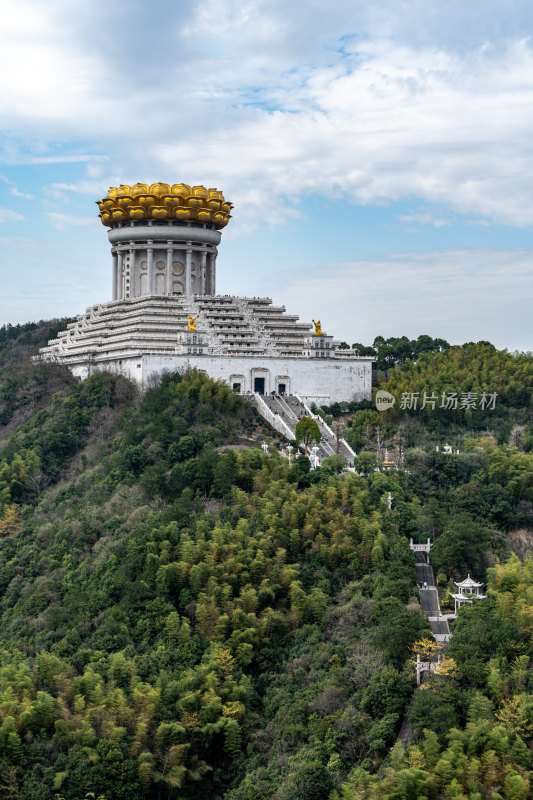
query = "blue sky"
(1, 0, 532, 350)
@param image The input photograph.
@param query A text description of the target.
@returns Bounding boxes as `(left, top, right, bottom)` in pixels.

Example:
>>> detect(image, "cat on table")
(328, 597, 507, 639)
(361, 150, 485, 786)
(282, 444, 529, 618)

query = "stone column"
(117, 251, 123, 300)
(112, 252, 118, 301)
(185, 247, 192, 295)
(200, 249, 207, 295)
(129, 241, 135, 299)
(166, 244, 173, 294)
(147, 244, 154, 296)
(208, 251, 216, 295)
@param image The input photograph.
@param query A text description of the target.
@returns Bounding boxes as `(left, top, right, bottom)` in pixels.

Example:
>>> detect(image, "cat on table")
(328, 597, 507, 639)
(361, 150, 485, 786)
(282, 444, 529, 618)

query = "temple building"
(39, 182, 373, 404)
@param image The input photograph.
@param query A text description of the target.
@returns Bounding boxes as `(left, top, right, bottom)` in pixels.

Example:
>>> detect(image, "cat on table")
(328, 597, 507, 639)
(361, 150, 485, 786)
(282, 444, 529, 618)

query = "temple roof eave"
(454, 574, 484, 589)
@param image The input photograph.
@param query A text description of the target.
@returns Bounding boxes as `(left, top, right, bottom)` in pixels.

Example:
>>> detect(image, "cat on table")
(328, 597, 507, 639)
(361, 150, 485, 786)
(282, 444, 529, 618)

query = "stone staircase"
(255, 394, 356, 463)
(415, 554, 451, 642)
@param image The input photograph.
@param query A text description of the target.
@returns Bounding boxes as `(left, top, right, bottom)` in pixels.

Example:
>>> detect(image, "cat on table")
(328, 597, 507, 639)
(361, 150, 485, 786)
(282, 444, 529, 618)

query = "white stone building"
(39, 182, 373, 404)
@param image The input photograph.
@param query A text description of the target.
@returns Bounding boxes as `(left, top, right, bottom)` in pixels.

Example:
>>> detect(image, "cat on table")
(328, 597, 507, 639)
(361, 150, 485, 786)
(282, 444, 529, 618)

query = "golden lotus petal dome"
(172, 183, 191, 196)
(191, 185, 208, 198)
(196, 209, 212, 222)
(174, 207, 192, 221)
(97, 182, 231, 228)
(186, 194, 205, 209)
(150, 182, 170, 198)
(161, 194, 179, 208)
(111, 208, 128, 222)
(130, 183, 149, 198)
(151, 207, 169, 220)
(137, 194, 156, 208)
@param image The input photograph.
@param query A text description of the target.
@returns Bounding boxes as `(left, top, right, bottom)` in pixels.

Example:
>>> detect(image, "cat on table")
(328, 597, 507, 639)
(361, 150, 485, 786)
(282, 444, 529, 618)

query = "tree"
(356, 451, 379, 475)
(0, 506, 22, 539)
(295, 417, 321, 454)
(372, 599, 429, 667)
(321, 454, 347, 474)
(431, 513, 492, 577)
(411, 637, 445, 663)
(352, 342, 377, 357)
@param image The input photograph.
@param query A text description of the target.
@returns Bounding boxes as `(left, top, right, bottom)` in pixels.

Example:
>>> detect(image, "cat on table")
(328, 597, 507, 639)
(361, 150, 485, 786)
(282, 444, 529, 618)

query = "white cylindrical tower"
(97, 182, 232, 300)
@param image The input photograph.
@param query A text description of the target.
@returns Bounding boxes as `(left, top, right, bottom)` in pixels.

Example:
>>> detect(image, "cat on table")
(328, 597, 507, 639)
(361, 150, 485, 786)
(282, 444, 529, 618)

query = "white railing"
(251, 394, 295, 441)
(295, 395, 356, 458)
(409, 538, 432, 553)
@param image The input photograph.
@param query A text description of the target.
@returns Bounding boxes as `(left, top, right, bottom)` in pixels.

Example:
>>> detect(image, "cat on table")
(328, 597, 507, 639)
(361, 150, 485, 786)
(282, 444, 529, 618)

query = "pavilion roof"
(454, 574, 484, 589)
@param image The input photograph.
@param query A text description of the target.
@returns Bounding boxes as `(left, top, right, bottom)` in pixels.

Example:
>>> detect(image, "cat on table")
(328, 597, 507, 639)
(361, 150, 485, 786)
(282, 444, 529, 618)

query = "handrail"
(251, 393, 294, 440)
(294, 395, 356, 458)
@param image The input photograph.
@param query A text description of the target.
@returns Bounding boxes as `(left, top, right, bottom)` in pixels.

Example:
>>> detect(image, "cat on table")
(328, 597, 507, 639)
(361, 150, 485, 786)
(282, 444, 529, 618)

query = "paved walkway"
(391, 551, 452, 752)
(258, 394, 355, 462)
(415, 554, 451, 642)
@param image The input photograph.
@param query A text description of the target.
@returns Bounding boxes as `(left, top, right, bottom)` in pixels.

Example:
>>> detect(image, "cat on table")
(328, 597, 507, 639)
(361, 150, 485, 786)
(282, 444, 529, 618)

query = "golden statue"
(312, 319, 324, 336)
(186, 315, 199, 332)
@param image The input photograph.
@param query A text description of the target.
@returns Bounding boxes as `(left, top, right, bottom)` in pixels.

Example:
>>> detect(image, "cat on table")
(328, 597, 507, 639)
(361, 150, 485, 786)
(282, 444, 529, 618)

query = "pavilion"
(450, 575, 486, 615)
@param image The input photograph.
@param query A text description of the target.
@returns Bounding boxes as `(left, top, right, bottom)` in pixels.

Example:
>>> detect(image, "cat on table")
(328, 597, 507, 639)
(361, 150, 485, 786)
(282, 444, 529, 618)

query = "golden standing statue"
(312, 319, 324, 336)
(187, 314, 199, 332)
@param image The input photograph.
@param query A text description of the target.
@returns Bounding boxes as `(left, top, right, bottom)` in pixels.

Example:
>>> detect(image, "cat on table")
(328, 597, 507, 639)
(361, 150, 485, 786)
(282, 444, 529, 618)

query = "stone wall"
(72, 352, 372, 404)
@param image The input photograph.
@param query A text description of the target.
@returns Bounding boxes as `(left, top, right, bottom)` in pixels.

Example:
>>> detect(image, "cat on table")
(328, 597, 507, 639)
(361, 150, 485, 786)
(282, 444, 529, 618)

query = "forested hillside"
(0, 325, 531, 800)
(0, 320, 74, 435)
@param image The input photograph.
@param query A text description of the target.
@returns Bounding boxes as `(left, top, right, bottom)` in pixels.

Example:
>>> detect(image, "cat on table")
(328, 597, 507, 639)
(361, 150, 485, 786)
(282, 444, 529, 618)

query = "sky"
(0, 0, 532, 350)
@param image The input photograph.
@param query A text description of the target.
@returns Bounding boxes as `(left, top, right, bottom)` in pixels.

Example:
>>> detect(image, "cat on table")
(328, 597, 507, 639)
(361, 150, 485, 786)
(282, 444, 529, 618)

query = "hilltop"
(0, 323, 531, 800)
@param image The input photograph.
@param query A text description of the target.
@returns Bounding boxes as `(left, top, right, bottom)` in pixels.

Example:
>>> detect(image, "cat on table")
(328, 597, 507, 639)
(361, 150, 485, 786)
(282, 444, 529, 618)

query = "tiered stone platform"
(39, 293, 373, 404)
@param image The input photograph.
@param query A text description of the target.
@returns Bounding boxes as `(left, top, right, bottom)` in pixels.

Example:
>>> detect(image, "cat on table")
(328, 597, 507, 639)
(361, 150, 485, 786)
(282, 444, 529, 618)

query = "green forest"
(0, 322, 531, 800)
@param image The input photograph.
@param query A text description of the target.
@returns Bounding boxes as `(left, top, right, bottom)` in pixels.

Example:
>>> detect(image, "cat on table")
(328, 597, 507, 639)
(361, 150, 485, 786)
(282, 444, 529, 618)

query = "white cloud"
(46, 212, 100, 230)
(154, 38, 533, 229)
(275, 247, 533, 351)
(398, 213, 450, 228)
(9, 187, 33, 199)
(26, 155, 107, 165)
(0, 3, 532, 232)
(0, 3, 532, 233)
(0, 207, 24, 223)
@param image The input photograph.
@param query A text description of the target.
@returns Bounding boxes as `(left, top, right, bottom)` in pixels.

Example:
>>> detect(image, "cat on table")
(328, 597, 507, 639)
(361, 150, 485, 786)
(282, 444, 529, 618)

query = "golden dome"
(97, 183, 232, 229)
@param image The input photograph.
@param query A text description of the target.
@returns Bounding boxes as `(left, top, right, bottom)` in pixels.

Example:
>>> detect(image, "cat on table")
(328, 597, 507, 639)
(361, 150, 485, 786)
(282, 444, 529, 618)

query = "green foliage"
(0, 366, 425, 799)
(0, 319, 75, 428)
(350, 333, 451, 371)
(0, 329, 530, 800)
(345, 554, 533, 800)
(294, 416, 322, 451)
(380, 342, 532, 422)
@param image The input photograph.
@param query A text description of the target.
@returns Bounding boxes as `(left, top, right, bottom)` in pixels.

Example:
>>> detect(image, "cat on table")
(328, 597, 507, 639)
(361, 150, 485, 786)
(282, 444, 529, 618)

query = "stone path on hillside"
(391, 549, 452, 752)
(255, 394, 356, 462)
(415, 554, 451, 643)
